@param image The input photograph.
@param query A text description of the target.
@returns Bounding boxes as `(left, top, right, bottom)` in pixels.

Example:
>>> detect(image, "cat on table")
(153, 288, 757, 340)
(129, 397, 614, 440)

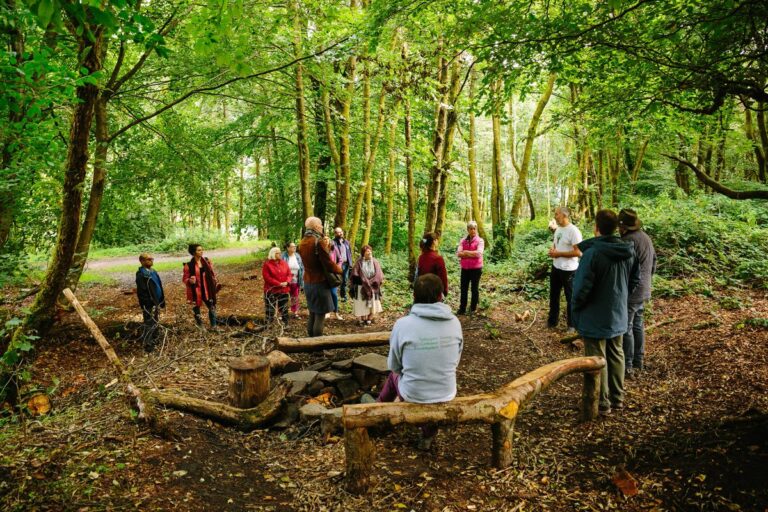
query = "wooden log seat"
(341, 356, 605, 493)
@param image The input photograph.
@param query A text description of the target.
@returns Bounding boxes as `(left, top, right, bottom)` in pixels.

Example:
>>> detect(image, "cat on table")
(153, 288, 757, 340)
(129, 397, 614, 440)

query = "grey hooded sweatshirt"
(387, 302, 463, 403)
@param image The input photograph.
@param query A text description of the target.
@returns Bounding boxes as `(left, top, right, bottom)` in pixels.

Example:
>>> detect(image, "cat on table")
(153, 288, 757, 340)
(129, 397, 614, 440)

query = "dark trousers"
(140, 305, 160, 350)
(339, 262, 351, 300)
(193, 300, 217, 327)
(459, 268, 482, 313)
(265, 293, 289, 323)
(548, 266, 575, 327)
(307, 312, 326, 337)
(623, 302, 646, 369)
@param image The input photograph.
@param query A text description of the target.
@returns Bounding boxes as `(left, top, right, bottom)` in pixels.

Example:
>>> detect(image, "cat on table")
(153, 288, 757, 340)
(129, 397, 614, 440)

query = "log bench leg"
(581, 370, 600, 421)
(491, 418, 516, 468)
(344, 427, 376, 494)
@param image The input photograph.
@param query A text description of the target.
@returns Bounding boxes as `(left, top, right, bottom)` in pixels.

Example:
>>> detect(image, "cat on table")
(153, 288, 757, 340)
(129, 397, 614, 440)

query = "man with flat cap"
(619, 208, 656, 378)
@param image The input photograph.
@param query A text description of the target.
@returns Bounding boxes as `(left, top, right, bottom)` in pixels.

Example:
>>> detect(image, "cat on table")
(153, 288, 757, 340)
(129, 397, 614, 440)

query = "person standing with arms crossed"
(547, 207, 583, 331)
(455, 221, 484, 315)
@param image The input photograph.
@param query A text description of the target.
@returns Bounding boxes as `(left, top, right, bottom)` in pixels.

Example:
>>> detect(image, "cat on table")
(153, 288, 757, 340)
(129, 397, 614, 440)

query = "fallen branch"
(276, 331, 390, 353)
(146, 379, 290, 431)
(662, 154, 768, 200)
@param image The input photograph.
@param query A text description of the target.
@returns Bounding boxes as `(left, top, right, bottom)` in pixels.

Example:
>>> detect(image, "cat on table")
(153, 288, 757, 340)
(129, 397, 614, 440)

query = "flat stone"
(306, 360, 332, 372)
(352, 353, 389, 374)
(331, 358, 354, 370)
(317, 370, 349, 384)
(307, 380, 325, 396)
(282, 371, 319, 397)
(335, 378, 360, 399)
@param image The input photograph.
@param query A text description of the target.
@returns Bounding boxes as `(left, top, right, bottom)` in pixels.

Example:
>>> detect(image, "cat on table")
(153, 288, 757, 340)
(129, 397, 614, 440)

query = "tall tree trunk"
(292, 0, 312, 218)
(0, 1, 25, 250)
(467, 67, 487, 242)
(434, 60, 463, 236)
(333, 2, 357, 230)
(507, 73, 556, 249)
(384, 99, 401, 255)
(744, 102, 765, 181)
(238, 164, 245, 240)
(490, 82, 509, 260)
(63, 95, 108, 294)
(348, 84, 387, 250)
(10, 27, 103, 345)
(405, 96, 417, 281)
(424, 48, 450, 234)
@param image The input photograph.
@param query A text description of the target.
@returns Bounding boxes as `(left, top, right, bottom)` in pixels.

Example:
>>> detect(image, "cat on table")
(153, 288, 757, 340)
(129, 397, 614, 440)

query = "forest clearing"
(1, 0, 768, 510)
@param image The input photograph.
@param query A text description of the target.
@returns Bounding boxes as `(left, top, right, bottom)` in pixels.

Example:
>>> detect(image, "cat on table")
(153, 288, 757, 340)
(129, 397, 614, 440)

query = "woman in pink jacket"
(455, 221, 484, 315)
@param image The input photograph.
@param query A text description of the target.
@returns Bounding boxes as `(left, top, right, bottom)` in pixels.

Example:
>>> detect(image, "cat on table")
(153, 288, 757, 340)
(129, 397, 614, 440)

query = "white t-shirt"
(287, 254, 300, 283)
(553, 223, 582, 271)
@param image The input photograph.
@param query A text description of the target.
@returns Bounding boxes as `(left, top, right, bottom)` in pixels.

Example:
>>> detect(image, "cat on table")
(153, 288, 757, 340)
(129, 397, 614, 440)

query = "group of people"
(135, 208, 656, 433)
(547, 207, 656, 415)
(261, 221, 385, 330)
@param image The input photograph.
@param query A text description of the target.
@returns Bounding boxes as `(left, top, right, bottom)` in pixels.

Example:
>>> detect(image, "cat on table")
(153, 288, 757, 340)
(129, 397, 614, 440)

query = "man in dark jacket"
(572, 210, 640, 415)
(619, 209, 657, 378)
(136, 253, 166, 352)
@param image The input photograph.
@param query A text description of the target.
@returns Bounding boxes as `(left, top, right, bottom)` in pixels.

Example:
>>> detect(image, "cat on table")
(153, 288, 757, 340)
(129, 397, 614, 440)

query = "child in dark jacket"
(136, 253, 166, 352)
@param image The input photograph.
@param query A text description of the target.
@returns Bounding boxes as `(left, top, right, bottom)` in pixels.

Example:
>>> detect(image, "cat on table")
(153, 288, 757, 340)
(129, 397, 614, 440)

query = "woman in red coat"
(183, 244, 220, 328)
(417, 232, 448, 300)
(262, 247, 292, 324)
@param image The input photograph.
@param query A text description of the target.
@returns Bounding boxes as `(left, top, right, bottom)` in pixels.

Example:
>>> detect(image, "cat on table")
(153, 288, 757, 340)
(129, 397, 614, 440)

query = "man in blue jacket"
(136, 253, 166, 352)
(572, 210, 640, 415)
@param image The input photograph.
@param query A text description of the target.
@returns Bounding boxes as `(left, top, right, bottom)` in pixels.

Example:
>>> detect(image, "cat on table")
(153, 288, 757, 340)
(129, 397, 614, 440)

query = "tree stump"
(344, 427, 376, 494)
(228, 356, 270, 408)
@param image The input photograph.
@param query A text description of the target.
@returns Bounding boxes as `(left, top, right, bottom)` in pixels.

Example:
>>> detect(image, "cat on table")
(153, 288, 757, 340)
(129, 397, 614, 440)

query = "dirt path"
(85, 246, 254, 271)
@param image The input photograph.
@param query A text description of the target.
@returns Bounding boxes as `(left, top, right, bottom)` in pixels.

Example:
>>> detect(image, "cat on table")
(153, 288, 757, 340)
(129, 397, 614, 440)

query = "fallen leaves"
(611, 468, 639, 497)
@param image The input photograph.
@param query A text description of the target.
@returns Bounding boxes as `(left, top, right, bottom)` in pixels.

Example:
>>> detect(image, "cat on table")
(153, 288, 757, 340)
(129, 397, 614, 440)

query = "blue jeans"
(330, 286, 339, 312)
(623, 302, 645, 370)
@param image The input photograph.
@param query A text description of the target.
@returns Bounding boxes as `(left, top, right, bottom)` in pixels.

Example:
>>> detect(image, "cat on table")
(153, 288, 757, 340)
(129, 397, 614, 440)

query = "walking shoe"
(359, 393, 376, 404)
(335, 313, 344, 320)
(456, 309, 466, 316)
(611, 401, 624, 410)
(625, 368, 635, 380)
(566, 327, 576, 334)
(598, 406, 612, 416)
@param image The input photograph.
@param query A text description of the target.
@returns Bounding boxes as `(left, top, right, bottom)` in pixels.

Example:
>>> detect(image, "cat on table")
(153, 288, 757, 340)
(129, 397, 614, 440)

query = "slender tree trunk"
(425, 49, 449, 234)
(291, 0, 312, 218)
(744, 102, 765, 181)
(756, 101, 768, 183)
(507, 73, 556, 249)
(405, 96, 417, 281)
(384, 99, 401, 255)
(467, 68, 487, 242)
(434, 60, 462, 235)
(238, 164, 245, 240)
(490, 82, 509, 260)
(348, 85, 387, 250)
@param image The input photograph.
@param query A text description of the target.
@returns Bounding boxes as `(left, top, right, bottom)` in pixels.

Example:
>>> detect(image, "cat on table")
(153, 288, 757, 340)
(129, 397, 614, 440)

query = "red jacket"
(262, 259, 291, 295)
(417, 250, 449, 295)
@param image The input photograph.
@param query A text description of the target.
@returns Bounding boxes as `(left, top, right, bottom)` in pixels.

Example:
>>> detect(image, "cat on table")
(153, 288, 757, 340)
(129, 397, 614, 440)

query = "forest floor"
(1, 255, 767, 511)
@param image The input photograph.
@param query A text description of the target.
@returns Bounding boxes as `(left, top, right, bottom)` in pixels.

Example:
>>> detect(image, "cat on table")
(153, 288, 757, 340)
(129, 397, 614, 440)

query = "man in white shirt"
(547, 207, 582, 330)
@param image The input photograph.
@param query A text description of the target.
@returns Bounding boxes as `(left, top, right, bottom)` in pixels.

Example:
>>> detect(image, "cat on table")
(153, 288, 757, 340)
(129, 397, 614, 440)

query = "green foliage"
(0, 317, 38, 401)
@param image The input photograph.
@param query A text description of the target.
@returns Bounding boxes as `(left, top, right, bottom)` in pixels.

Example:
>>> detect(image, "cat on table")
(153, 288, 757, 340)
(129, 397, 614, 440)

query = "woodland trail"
(85, 246, 255, 271)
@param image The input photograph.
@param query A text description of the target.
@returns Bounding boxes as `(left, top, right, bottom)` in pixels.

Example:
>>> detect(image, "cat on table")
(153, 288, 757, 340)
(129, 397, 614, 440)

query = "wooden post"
(228, 356, 270, 408)
(581, 370, 600, 421)
(491, 418, 516, 468)
(344, 427, 376, 494)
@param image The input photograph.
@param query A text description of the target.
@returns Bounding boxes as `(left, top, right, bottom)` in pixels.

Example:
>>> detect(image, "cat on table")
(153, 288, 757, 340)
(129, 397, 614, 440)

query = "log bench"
(341, 356, 605, 493)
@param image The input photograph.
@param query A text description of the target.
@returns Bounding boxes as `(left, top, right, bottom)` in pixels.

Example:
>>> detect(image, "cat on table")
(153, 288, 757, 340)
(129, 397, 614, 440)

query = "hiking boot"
(598, 406, 612, 416)
(456, 309, 466, 316)
(611, 401, 625, 411)
(335, 312, 344, 321)
(625, 368, 635, 380)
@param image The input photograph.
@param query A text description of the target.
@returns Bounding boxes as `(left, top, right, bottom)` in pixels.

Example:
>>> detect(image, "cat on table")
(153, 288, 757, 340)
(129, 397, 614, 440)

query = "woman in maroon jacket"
(183, 244, 220, 328)
(417, 232, 448, 300)
(262, 247, 292, 325)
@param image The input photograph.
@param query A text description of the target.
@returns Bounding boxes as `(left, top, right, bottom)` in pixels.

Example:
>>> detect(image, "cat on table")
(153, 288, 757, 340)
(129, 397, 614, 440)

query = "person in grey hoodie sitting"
(376, 273, 463, 449)
(572, 209, 640, 416)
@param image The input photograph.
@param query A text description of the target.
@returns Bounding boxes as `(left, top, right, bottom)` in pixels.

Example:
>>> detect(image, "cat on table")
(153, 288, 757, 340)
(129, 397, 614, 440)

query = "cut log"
(265, 350, 300, 373)
(581, 370, 600, 421)
(228, 356, 270, 408)
(147, 379, 290, 431)
(276, 331, 391, 353)
(344, 427, 376, 494)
